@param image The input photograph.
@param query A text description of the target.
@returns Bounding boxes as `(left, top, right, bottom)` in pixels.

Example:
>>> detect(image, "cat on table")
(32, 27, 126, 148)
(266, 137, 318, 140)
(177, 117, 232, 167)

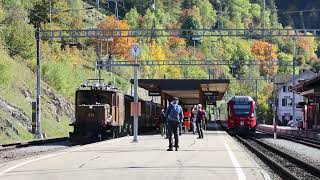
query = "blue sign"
(267, 99, 273, 105)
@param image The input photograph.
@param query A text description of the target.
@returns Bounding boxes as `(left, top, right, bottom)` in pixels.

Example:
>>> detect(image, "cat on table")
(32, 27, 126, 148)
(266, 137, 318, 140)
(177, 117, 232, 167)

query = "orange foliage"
(298, 35, 318, 60)
(168, 37, 186, 49)
(97, 16, 136, 59)
(251, 40, 278, 76)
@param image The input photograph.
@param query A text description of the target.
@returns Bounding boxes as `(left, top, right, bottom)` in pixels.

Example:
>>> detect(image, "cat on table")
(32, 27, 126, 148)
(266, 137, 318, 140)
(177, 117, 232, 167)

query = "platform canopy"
(295, 74, 320, 96)
(130, 79, 230, 105)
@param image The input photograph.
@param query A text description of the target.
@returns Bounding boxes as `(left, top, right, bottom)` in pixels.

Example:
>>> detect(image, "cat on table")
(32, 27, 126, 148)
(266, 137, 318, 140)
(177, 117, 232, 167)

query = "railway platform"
(258, 124, 320, 141)
(0, 129, 270, 180)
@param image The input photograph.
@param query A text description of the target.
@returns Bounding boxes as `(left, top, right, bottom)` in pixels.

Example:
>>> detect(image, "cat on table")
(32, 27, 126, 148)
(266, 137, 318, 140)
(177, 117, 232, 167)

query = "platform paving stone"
(0, 130, 270, 180)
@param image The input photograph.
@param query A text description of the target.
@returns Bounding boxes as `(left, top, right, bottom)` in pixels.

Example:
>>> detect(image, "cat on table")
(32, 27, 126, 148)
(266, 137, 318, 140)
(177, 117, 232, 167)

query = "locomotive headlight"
(93, 82, 100, 89)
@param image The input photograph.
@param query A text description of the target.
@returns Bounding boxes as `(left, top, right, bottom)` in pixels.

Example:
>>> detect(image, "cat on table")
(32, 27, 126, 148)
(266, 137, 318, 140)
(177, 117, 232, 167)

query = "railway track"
(257, 130, 320, 150)
(236, 135, 320, 180)
(0, 137, 70, 151)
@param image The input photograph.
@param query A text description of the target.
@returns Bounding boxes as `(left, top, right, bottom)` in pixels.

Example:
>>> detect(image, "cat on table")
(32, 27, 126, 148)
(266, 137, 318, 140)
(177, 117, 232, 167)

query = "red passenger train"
(227, 96, 257, 135)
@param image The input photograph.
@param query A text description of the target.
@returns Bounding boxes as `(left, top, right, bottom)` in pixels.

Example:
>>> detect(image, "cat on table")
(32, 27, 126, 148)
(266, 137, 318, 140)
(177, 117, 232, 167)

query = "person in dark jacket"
(160, 108, 167, 137)
(165, 97, 184, 151)
(196, 104, 206, 139)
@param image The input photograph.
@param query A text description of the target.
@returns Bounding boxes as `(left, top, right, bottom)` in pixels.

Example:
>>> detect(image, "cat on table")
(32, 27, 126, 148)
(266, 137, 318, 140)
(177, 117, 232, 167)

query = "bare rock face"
(42, 86, 74, 122)
(0, 84, 75, 140)
(0, 96, 32, 131)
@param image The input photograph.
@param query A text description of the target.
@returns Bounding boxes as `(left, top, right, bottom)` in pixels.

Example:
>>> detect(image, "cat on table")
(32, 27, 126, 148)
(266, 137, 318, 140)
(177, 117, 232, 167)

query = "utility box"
(32, 101, 37, 134)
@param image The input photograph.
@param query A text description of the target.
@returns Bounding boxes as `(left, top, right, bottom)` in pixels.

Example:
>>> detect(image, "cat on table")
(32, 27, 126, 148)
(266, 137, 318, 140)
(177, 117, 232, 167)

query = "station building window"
(283, 86, 287, 92)
(282, 97, 293, 107)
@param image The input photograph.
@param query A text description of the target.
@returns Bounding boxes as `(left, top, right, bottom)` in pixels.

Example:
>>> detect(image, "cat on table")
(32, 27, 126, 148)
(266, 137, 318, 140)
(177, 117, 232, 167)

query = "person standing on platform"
(160, 108, 167, 137)
(165, 97, 184, 151)
(196, 104, 206, 139)
(191, 105, 198, 134)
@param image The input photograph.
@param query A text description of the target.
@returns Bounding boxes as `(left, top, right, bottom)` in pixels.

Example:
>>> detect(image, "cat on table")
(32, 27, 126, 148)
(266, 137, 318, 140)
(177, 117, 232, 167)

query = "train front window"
(77, 91, 109, 105)
(233, 104, 251, 116)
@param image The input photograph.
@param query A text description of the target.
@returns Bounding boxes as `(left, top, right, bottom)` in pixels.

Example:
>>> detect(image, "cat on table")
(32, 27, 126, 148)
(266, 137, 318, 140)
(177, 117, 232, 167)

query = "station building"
(295, 73, 320, 130)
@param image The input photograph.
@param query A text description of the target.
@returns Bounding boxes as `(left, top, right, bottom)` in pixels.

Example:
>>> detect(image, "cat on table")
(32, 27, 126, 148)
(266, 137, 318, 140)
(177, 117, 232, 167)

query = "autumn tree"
(180, 6, 202, 46)
(297, 34, 318, 61)
(97, 16, 136, 59)
(251, 40, 278, 76)
(139, 41, 182, 79)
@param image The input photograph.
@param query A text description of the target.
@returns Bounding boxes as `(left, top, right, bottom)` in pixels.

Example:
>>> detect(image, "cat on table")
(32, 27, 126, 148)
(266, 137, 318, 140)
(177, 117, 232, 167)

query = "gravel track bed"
(234, 137, 282, 180)
(246, 138, 319, 180)
(256, 133, 320, 168)
(0, 140, 72, 163)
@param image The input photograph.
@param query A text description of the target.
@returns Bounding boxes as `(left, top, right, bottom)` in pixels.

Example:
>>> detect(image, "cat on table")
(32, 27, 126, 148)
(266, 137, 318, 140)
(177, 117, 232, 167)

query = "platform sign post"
(272, 79, 277, 139)
(131, 44, 141, 142)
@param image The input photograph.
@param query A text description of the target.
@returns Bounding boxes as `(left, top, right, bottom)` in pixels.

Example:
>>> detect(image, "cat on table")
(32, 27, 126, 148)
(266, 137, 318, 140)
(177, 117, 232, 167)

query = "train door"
(111, 93, 118, 125)
(118, 93, 125, 126)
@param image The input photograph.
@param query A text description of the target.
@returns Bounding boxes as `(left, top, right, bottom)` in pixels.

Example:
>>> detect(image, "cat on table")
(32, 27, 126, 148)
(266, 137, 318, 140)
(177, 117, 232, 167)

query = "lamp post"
(130, 44, 142, 142)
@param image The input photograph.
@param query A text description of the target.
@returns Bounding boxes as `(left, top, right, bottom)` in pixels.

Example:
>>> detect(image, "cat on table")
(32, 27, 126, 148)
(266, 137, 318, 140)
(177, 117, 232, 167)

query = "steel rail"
(237, 135, 320, 179)
(0, 137, 69, 151)
(235, 135, 299, 180)
(250, 137, 320, 178)
(257, 129, 320, 150)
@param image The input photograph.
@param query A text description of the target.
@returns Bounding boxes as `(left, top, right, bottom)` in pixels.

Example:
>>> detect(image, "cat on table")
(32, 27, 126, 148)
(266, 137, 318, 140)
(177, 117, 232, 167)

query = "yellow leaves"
(251, 40, 278, 76)
(141, 41, 182, 79)
(97, 16, 136, 59)
(40, 42, 85, 67)
(297, 34, 318, 60)
(150, 41, 166, 60)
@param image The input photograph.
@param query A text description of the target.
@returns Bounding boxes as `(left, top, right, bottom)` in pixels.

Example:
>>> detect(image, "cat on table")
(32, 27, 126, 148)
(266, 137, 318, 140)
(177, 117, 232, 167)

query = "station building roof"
(130, 79, 230, 105)
(295, 74, 320, 96)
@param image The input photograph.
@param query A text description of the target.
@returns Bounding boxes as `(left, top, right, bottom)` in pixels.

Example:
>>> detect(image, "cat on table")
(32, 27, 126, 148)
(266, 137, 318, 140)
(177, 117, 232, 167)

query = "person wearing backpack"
(196, 104, 206, 139)
(165, 97, 184, 151)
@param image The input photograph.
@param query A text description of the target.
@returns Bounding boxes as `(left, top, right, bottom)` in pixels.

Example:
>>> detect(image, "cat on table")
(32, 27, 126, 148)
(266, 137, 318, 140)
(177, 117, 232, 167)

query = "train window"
(117, 94, 120, 106)
(112, 94, 116, 106)
(77, 91, 90, 105)
(96, 94, 108, 104)
(233, 104, 251, 116)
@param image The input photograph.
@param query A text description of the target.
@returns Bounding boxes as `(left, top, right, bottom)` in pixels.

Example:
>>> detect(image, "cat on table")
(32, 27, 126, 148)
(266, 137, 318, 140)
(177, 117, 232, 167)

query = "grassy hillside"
(0, 48, 73, 143)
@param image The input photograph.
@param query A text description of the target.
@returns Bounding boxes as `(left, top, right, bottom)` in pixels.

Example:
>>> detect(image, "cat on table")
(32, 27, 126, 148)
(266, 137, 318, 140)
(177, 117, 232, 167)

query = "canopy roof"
(130, 79, 230, 105)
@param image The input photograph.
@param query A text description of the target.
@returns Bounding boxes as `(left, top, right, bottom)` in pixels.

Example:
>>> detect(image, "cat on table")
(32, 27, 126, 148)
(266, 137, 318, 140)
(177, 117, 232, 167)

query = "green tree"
(182, 0, 195, 9)
(125, 8, 140, 29)
(224, 0, 252, 28)
(194, 0, 217, 28)
(2, 9, 35, 59)
(278, 52, 293, 73)
(181, 6, 202, 46)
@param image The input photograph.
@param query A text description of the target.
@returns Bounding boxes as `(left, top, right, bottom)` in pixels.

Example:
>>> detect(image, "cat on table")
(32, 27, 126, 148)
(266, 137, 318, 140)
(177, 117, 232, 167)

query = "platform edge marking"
(224, 142, 246, 180)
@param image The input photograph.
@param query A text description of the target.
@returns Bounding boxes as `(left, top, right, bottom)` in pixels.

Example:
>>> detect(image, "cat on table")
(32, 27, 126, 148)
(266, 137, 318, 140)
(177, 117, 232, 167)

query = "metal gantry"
(97, 59, 294, 68)
(38, 28, 320, 39)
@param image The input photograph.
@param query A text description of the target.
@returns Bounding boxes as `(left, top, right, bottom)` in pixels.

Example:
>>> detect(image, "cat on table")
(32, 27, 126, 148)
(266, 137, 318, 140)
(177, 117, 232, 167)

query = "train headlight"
(250, 113, 255, 118)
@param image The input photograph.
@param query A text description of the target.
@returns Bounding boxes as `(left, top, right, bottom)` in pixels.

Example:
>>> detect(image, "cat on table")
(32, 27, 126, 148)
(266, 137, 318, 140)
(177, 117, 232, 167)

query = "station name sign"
(203, 91, 219, 97)
(308, 96, 320, 104)
(149, 90, 161, 96)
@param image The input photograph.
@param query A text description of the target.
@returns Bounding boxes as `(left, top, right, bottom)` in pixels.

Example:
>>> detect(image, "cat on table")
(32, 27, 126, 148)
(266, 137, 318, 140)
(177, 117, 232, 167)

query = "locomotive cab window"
(233, 104, 251, 116)
(77, 91, 109, 105)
